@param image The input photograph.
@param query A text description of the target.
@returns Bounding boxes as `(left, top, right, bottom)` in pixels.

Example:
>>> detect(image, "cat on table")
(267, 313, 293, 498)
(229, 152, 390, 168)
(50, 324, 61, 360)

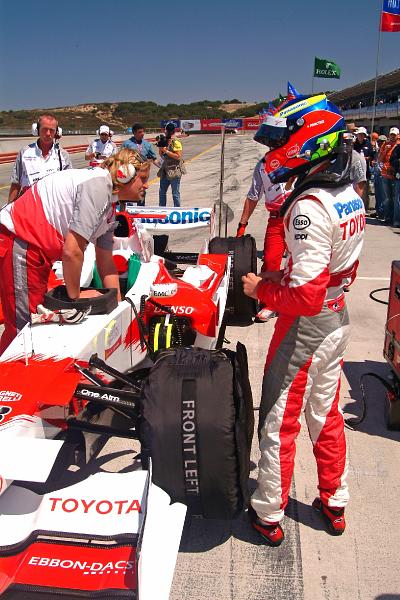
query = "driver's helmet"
(254, 94, 346, 183)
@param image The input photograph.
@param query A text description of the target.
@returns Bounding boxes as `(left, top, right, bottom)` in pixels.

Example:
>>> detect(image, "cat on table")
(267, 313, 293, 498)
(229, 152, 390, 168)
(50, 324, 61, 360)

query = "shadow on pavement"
(343, 360, 400, 442)
(375, 596, 400, 599)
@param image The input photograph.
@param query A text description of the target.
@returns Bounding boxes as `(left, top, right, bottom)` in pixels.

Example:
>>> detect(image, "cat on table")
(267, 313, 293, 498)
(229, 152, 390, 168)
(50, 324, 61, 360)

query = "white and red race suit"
(0, 168, 115, 353)
(251, 183, 365, 524)
(247, 158, 291, 271)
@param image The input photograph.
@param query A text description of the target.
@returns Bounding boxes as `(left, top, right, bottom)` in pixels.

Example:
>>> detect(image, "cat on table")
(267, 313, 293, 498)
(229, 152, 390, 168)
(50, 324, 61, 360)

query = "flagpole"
(371, 0, 385, 133)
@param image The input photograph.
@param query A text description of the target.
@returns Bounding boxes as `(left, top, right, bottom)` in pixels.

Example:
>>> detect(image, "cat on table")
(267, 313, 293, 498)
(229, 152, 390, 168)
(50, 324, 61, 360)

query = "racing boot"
(312, 498, 346, 536)
(249, 506, 284, 547)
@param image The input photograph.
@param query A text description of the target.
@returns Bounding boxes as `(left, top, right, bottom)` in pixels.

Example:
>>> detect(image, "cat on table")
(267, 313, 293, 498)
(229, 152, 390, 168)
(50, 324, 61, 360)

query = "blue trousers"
(395, 179, 400, 227)
(159, 177, 181, 207)
(382, 177, 396, 224)
(373, 171, 384, 218)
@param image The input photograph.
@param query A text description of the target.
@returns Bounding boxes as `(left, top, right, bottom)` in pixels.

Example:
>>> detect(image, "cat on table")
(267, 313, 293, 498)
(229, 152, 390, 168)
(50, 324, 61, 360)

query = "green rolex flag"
(314, 57, 341, 79)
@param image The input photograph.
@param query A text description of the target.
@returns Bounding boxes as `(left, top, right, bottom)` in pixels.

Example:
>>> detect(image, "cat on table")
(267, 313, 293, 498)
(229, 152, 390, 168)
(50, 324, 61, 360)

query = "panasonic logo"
(141, 209, 210, 225)
(28, 557, 135, 574)
(48, 497, 141, 514)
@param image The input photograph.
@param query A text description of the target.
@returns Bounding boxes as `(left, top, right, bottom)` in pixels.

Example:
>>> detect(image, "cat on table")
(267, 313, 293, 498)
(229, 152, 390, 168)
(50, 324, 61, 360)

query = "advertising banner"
(243, 117, 261, 130)
(222, 118, 243, 129)
(160, 119, 180, 129)
(180, 119, 201, 132)
(200, 119, 222, 131)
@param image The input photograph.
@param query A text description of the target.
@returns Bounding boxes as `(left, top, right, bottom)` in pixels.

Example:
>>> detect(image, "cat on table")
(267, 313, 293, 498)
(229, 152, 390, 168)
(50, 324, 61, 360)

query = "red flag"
(381, 0, 400, 32)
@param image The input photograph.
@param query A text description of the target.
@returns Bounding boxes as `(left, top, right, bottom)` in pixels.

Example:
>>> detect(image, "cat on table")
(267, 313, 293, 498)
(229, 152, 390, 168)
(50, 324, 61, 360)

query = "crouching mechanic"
(236, 118, 293, 320)
(0, 149, 149, 354)
(242, 94, 365, 545)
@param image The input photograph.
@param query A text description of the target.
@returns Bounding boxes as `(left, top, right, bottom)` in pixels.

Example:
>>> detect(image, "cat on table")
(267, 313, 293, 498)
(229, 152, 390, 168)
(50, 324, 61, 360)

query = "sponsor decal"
(293, 215, 311, 230)
(0, 390, 22, 402)
(104, 319, 122, 360)
(79, 389, 123, 402)
(270, 158, 281, 170)
(307, 119, 325, 128)
(295, 233, 308, 240)
(28, 556, 135, 575)
(0, 406, 12, 423)
(340, 214, 365, 240)
(151, 283, 178, 297)
(333, 198, 363, 219)
(138, 209, 211, 226)
(286, 144, 300, 159)
(154, 305, 194, 316)
(48, 497, 141, 514)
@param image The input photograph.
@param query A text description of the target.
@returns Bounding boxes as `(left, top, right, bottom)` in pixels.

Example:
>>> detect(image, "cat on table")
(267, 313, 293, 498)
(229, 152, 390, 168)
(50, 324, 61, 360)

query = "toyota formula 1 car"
(0, 206, 256, 599)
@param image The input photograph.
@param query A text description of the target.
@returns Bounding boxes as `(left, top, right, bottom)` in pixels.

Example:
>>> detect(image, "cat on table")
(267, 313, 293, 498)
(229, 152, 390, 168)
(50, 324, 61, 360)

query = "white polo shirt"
(10, 142, 72, 191)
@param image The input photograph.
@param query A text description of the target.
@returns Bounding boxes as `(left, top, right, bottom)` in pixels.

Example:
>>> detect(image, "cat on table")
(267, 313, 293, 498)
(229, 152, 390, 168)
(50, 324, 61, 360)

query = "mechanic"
(8, 114, 72, 204)
(242, 95, 365, 546)
(158, 122, 185, 208)
(353, 127, 373, 210)
(85, 125, 117, 165)
(236, 128, 293, 321)
(0, 149, 150, 354)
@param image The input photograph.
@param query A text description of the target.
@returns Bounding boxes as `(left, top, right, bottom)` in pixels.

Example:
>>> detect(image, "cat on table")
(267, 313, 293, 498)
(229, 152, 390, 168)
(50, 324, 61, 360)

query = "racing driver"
(0, 149, 149, 353)
(242, 94, 365, 545)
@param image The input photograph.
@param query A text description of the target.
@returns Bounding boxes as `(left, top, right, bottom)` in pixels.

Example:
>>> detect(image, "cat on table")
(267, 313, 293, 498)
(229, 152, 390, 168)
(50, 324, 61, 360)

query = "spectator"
(389, 135, 400, 227)
(8, 114, 71, 204)
(371, 134, 387, 220)
(158, 122, 185, 207)
(350, 149, 367, 198)
(85, 125, 117, 166)
(353, 127, 374, 210)
(379, 127, 400, 225)
(122, 123, 157, 206)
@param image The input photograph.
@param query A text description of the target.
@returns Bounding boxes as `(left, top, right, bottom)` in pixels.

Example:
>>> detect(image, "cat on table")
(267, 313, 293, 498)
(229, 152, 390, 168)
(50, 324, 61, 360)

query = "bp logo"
(293, 215, 311, 230)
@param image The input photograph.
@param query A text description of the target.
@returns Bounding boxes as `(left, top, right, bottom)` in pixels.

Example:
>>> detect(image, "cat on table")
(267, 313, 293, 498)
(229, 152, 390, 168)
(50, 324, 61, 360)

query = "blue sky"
(0, 0, 399, 110)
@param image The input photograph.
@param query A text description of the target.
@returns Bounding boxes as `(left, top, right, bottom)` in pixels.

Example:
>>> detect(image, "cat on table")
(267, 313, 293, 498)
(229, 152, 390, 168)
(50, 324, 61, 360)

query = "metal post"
(218, 124, 226, 236)
(371, 0, 384, 134)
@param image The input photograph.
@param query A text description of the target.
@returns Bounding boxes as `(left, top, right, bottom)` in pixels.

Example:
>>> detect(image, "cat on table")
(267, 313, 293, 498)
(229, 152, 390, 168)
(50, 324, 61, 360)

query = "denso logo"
(286, 144, 300, 159)
(28, 556, 134, 574)
(154, 305, 194, 315)
(141, 209, 210, 225)
(0, 390, 22, 402)
(48, 497, 141, 514)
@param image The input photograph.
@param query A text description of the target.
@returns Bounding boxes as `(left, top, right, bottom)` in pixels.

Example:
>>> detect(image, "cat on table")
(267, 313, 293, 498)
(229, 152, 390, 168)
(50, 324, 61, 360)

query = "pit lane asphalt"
(1, 134, 400, 599)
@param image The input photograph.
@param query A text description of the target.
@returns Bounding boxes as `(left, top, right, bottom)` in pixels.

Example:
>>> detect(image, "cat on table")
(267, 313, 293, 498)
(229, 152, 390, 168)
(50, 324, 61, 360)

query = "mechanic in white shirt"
(8, 113, 72, 204)
(85, 125, 117, 166)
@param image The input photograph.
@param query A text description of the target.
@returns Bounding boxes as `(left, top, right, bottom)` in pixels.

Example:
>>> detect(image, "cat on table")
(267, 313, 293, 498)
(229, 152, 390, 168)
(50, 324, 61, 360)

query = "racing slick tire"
(209, 235, 257, 326)
(140, 344, 254, 519)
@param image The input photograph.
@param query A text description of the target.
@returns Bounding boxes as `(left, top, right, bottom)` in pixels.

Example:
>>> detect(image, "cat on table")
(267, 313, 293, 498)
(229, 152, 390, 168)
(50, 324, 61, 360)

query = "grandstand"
(328, 68, 400, 132)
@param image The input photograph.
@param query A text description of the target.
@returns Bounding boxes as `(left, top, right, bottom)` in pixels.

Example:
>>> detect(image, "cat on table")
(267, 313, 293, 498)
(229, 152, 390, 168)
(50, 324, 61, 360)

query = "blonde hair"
(101, 148, 149, 190)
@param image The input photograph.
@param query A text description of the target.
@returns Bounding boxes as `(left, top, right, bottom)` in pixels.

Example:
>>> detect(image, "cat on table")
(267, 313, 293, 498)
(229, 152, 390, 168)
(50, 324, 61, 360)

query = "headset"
(116, 163, 136, 183)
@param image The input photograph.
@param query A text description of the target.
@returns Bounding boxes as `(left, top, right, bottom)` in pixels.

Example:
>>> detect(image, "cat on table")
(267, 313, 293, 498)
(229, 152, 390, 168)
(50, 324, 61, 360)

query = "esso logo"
(293, 215, 311, 230)
(270, 159, 281, 170)
(286, 144, 300, 159)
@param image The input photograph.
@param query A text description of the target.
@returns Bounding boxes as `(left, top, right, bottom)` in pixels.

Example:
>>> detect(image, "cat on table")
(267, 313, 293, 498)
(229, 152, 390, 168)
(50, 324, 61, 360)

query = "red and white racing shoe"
(249, 506, 284, 547)
(312, 497, 346, 536)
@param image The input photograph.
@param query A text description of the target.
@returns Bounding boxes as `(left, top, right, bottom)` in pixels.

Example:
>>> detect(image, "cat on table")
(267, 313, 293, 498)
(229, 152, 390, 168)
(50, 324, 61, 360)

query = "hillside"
(0, 99, 266, 133)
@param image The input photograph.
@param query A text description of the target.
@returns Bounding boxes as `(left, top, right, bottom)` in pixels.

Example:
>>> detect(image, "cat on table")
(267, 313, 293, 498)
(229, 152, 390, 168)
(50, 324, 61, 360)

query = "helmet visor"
(254, 116, 289, 149)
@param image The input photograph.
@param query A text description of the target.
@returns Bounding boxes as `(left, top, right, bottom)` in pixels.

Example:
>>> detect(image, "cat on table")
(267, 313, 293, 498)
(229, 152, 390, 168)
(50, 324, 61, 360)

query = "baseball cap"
(99, 125, 110, 135)
(389, 127, 400, 135)
(378, 134, 388, 142)
(355, 127, 368, 136)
